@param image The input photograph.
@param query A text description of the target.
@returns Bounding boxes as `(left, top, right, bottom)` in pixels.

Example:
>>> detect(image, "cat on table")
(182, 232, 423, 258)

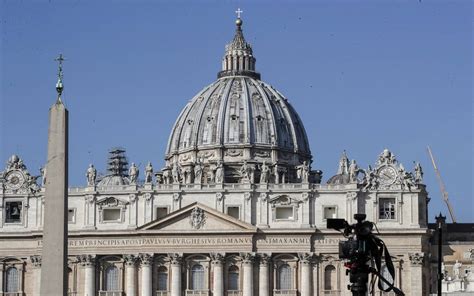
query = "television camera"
(327, 214, 405, 296)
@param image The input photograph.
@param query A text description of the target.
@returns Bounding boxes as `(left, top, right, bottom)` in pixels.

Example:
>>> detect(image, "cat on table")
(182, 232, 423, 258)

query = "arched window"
(105, 265, 119, 291)
(227, 265, 239, 291)
(278, 264, 293, 290)
(324, 265, 336, 291)
(5, 267, 19, 292)
(190, 264, 205, 290)
(157, 266, 168, 291)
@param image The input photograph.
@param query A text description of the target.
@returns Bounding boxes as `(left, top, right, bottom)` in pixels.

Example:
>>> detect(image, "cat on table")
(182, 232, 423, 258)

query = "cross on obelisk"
(54, 54, 66, 100)
(235, 8, 243, 18)
(41, 53, 69, 296)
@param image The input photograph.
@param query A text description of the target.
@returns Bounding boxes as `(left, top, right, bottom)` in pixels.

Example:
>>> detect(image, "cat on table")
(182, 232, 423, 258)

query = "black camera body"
(327, 214, 404, 296)
(338, 238, 359, 259)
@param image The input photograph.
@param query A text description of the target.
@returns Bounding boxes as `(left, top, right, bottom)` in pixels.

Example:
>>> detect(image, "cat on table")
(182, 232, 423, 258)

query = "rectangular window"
(324, 207, 337, 219)
(227, 206, 240, 219)
(5, 201, 22, 223)
(275, 207, 294, 220)
(379, 198, 396, 220)
(103, 209, 121, 222)
(68, 208, 76, 223)
(156, 207, 168, 220)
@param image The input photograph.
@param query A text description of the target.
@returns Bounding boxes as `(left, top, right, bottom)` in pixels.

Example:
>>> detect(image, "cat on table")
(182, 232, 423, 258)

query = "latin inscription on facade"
(36, 236, 253, 248)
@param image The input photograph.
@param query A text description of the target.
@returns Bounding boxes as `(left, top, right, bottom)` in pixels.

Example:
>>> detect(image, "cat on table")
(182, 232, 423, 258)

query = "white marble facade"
(0, 16, 435, 296)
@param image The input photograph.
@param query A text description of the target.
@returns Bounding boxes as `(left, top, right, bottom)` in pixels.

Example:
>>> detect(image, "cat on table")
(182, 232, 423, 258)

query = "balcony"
(0, 293, 22, 296)
(322, 291, 341, 296)
(185, 290, 209, 296)
(274, 290, 297, 296)
(98, 291, 124, 296)
(156, 291, 169, 296)
(226, 291, 242, 296)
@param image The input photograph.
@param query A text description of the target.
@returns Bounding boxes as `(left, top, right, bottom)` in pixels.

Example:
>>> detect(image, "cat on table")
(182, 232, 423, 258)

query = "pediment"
(96, 196, 128, 207)
(269, 195, 300, 205)
(139, 202, 256, 232)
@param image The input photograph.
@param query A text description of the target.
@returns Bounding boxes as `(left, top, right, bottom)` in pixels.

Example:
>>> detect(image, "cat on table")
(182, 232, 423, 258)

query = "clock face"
(378, 166, 397, 185)
(5, 171, 25, 190)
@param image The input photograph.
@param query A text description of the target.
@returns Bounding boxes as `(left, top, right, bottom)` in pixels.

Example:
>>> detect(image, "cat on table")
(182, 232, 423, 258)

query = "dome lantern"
(217, 15, 261, 80)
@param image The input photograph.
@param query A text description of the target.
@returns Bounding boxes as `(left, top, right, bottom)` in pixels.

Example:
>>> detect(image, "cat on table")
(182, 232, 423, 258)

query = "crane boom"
(427, 146, 457, 223)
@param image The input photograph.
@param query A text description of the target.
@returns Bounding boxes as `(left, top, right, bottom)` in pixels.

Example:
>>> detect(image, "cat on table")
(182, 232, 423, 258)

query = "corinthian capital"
(30, 255, 42, 267)
(298, 252, 314, 264)
(167, 253, 183, 265)
(139, 253, 154, 266)
(258, 253, 272, 266)
(77, 254, 96, 267)
(210, 252, 225, 265)
(409, 252, 425, 266)
(124, 254, 138, 266)
(240, 252, 255, 264)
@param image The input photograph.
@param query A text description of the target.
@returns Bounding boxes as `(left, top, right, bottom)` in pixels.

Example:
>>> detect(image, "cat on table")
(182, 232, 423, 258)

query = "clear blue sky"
(1, 1, 472, 222)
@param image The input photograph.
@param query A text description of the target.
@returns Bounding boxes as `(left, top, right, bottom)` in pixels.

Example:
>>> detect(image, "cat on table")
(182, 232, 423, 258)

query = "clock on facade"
(5, 170, 26, 190)
(377, 166, 397, 185)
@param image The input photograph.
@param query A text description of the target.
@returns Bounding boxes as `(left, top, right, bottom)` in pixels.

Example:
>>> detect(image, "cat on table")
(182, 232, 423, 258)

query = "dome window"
(256, 115, 264, 122)
(231, 114, 238, 120)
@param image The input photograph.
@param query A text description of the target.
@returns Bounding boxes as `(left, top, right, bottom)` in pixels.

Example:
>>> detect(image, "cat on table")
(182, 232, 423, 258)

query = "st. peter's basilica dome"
(165, 18, 315, 184)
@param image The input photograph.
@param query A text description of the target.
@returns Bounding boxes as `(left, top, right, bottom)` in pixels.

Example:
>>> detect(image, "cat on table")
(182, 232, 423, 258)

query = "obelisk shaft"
(41, 101, 69, 296)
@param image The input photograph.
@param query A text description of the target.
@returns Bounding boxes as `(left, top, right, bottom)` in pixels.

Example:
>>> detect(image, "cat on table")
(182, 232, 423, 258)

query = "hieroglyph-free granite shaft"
(40, 100, 69, 296)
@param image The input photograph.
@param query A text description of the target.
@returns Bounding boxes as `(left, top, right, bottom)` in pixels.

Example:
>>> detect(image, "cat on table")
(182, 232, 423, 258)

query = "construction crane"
(427, 146, 457, 223)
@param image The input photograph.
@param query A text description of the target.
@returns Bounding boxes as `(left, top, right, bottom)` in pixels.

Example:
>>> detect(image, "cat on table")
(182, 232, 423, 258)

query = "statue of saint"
(349, 160, 359, 183)
(414, 161, 423, 184)
(402, 171, 415, 191)
(260, 161, 270, 184)
(145, 162, 153, 184)
(300, 161, 309, 183)
(215, 161, 224, 183)
(194, 160, 203, 184)
(240, 161, 250, 183)
(162, 168, 171, 184)
(172, 163, 181, 184)
(453, 260, 462, 279)
(155, 173, 163, 184)
(129, 163, 139, 184)
(40, 166, 47, 187)
(86, 164, 97, 186)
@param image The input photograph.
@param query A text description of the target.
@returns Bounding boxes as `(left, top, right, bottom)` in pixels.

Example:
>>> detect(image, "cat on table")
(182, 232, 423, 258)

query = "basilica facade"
(0, 16, 438, 296)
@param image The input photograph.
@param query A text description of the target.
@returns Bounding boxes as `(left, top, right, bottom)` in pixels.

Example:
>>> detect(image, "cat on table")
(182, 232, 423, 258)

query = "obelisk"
(41, 54, 69, 296)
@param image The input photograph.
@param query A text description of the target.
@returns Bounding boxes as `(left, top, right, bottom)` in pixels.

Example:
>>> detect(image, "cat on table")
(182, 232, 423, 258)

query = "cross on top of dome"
(235, 8, 243, 19)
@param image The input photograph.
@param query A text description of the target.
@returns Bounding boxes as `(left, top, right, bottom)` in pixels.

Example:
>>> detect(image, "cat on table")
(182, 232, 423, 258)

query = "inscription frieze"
(36, 236, 253, 248)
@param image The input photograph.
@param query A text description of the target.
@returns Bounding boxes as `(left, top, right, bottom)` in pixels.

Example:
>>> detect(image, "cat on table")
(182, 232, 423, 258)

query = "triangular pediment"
(139, 202, 256, 232)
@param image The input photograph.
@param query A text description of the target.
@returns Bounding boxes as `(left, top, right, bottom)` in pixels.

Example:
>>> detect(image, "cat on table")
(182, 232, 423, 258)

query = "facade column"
(30, 256, 42, 295)
(241, 253, 255, 296)
(77, 255, 96, 296)
(258, 254, 271, 296)
(211, 253, 224, 296)
(169, 253, 183, 296)
(124, 255, 138, 296)
(409, 252, 425, 295)
(298, 253, 313, 296)
(139, 253, 153, 296)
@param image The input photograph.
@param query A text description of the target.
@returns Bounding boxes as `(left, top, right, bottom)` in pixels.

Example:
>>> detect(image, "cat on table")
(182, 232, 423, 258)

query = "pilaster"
(139, 253, 154, 296)
(258, 253, 271, 296)
(241, 252, 255, 296)
(124, 254, 138, 296)
(168, 253, 183, 296)
(211, 253, 225, 296)
(77, 254, 96, 296)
